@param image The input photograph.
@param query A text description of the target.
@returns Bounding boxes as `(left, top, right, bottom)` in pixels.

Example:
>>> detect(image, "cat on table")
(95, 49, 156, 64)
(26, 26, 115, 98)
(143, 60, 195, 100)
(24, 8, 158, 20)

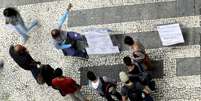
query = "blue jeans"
(14, 20, 38, 42)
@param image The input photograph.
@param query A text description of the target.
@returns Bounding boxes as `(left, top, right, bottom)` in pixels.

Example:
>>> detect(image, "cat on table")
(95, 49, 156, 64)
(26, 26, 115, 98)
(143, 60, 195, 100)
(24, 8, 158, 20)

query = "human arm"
(143, 85, 151, 94)
(58, 3, 73, 29)
(132, 51, 145, 62)
(54, 41, 72, 49)
(122, 96, 128, 101)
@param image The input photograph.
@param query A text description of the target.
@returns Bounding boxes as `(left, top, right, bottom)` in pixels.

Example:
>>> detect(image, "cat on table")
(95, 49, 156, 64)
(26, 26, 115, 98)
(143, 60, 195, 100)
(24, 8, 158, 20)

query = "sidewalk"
(0, 0, 200, 101)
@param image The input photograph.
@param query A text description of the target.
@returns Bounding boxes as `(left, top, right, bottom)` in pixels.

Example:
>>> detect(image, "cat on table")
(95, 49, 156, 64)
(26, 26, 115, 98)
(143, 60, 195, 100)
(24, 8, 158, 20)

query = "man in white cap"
(119, 71, 154, 101)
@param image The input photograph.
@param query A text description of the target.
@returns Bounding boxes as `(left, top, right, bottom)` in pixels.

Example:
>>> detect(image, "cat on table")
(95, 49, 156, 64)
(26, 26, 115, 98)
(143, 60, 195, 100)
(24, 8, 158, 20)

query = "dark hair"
(3, 7, 18, 17)
(51, 29, 60, 39)
(124, 36, 134, 46)
(123, 56, 133, 66)
(14, 44, 27, 54)
(87, 71, 97, 81)
(54, 68, 63, 77)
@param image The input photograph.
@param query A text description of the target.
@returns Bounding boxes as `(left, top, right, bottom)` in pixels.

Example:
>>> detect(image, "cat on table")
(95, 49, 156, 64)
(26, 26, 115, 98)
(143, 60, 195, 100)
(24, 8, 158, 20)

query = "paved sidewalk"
(0, 0, 200, 101)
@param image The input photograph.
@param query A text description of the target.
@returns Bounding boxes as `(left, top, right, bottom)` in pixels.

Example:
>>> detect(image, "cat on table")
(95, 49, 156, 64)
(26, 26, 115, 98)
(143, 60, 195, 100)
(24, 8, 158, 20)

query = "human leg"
(73, 90, 88, 101)
(27, 20, 38, 32)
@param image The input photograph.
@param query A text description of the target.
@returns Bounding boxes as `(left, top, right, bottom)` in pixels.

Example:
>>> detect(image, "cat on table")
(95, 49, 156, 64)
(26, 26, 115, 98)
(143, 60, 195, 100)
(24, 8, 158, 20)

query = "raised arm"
(58, 3, 73, 29)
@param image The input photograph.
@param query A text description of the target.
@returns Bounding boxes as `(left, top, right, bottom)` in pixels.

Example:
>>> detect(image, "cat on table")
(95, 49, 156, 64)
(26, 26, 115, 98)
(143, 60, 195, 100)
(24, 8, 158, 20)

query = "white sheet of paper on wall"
(157, 23, 184, 46)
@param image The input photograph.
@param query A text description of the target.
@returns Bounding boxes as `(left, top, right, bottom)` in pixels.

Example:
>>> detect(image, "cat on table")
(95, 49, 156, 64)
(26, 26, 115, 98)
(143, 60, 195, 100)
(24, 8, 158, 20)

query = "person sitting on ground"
(119, 71, 154, 101)
(3, 7, 39, 43)
(9, 44, 44, 84)
(52, 68, 88, 101)
(124, 36, 152, 70)
(87, 71, 122, 101)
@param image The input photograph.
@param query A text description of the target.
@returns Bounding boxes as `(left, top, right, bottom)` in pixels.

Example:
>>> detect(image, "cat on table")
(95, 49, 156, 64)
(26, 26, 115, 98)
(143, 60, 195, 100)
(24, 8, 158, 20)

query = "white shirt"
(91, 78, 100, 89)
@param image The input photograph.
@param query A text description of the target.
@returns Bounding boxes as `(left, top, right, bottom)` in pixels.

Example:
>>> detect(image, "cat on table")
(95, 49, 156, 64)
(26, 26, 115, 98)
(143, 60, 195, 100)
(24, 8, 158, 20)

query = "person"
(87, 71, 122, 101)
(119, 71, 154, 101)
(9, 44, 44, 84)
(40, 64, 55, 86)
(58, 3, 72, 29)
(3, 7, 39, 43)
(123, 56, 156, 91)
(51, 3, 88, 59)
(123, 56, 141, 75)
(51, 29, 88, 59)
(124, 36, 152, 70)
(52, 68, 88, 101)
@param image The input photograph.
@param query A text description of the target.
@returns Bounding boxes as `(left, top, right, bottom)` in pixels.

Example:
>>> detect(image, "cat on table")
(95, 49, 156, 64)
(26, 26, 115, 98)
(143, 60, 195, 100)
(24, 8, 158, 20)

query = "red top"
(52, 76, 78, 95)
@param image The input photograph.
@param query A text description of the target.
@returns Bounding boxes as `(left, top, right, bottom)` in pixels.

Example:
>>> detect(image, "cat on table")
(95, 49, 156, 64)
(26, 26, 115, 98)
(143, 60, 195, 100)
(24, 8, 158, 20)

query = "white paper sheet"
(83, 28, 120, 54)
(157, 24, 184, 46)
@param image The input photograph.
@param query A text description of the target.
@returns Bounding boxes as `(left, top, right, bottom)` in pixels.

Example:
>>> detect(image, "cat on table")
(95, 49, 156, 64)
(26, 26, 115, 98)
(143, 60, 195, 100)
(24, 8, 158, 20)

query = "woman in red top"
(52, 68, 88, 101)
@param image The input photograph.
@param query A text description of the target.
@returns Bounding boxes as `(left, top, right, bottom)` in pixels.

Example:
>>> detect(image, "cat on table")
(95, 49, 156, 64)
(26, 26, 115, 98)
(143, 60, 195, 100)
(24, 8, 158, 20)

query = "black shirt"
(9, 45, 36, 70)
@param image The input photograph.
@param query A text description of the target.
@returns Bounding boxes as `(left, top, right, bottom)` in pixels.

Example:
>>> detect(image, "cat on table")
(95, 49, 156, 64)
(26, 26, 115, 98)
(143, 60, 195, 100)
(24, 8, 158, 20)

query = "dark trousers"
(62, 48, 88, 59)
(30, 66, 40, 80)
(144, 95, 154, 101)
(104, 89, 122, 101)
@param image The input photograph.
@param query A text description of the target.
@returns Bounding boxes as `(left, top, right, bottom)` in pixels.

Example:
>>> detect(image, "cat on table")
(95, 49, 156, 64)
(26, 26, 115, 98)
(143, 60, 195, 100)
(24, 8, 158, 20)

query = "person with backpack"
(87, 71, 122, 101)
(3, 7, 39, 43)
(119, 71, 154, 101)
(52, 68, 88, 101)
(51, 3, 88, 59)
(124, 36, 152, 70)
(123, 56, 156, 91)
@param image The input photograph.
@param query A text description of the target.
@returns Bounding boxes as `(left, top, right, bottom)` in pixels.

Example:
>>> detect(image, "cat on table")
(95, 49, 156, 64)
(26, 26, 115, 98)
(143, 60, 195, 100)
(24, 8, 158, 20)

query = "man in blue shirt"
(51, 3, 88, 59)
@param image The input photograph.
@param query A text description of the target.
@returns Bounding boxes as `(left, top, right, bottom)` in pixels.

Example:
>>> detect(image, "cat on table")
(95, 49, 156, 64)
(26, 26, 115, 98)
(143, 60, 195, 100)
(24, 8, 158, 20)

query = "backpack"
(130, 61, 156, 91)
